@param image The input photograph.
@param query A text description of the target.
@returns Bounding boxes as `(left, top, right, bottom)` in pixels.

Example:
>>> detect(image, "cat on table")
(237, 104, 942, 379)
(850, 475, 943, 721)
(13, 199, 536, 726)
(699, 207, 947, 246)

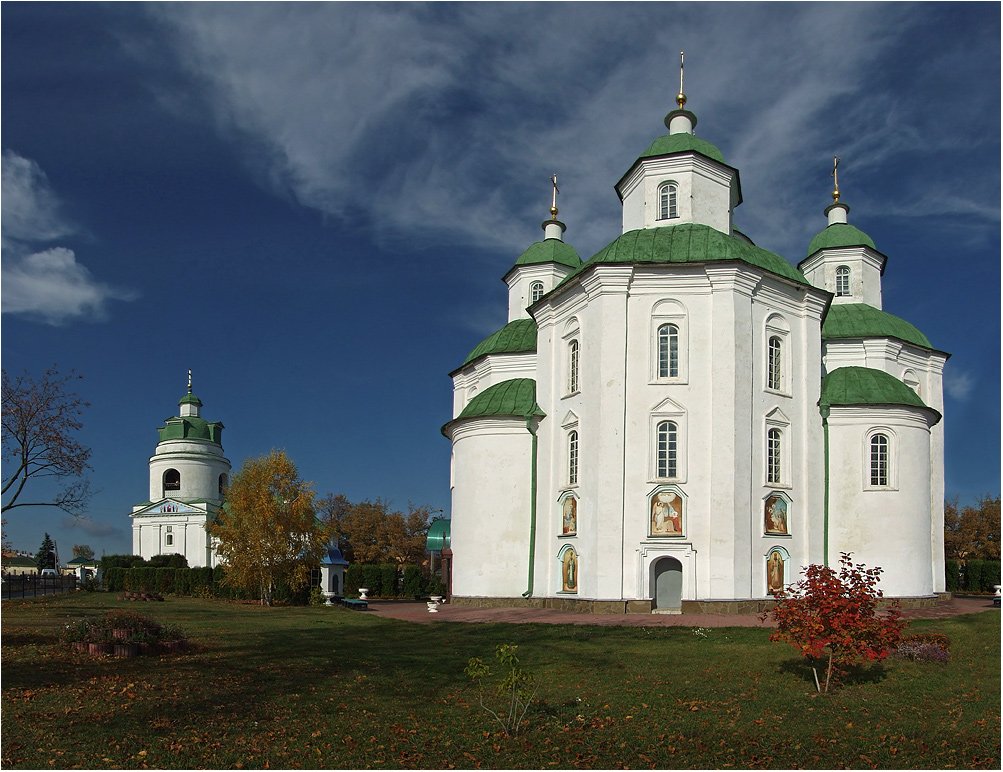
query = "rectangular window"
(165, 534, 174, 546)
(657, 421, 678, 478)
(568, 339, 580, 393)
(768, 336, 782, 391)
(870, 434, 889, 486)
(767, 429, 782, 484)
(568, 431, 579, 486)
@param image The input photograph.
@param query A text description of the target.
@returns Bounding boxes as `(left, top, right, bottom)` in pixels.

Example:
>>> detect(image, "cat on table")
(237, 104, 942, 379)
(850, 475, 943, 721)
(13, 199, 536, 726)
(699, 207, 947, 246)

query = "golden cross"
(187, 369, 193, 393)
(550, 174, 559, 219)
(831, 155, 841, 202)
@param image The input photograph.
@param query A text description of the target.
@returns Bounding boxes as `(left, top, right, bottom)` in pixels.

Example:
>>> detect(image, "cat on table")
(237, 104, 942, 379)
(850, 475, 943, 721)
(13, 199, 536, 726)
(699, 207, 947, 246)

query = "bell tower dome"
(147, 371, 231, 505)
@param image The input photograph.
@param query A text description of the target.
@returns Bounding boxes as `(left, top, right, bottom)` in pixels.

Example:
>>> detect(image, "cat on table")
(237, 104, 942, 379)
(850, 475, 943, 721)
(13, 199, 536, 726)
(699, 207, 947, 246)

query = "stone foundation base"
(449, 594, 944, 615)
(449, 596, 653, 615)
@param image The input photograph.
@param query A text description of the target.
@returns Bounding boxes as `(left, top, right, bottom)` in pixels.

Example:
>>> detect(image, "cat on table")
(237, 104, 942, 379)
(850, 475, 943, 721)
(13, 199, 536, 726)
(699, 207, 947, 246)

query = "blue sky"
(2, 3, 999, 557)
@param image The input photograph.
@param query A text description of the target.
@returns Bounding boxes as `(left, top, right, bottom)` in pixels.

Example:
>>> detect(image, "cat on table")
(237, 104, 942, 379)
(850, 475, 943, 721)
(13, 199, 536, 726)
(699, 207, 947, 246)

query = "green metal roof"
(554, 224, 809, 290)
(460, 318, 538, 368)
(179, 393, 203, 406)
(457, 378, 544, 420)
(2, 556, 37, 568)
(807, 223, 876, 256)
(426, 518, 451, 552)
(512, 238, 582, 270)
(820, 366, 939, 422)
(158, 416, 224, 444)
(823, 303, 933, 350)
(639, 133, 726, 165)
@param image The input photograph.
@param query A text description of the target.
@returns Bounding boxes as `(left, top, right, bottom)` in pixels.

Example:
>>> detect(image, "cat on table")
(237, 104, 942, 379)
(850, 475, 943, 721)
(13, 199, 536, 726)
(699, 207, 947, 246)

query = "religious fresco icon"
(767, 550, 785, 595)
(561, 496, 578, 535)
(561, 548, 578, 593)
(650, 490, 683, 537)
(764, 495, 789, 535)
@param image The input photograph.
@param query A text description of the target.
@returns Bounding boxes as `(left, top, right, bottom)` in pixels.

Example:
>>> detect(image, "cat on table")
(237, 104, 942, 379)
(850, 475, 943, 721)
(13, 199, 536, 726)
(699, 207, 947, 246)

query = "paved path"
(361, 596, 998, 628)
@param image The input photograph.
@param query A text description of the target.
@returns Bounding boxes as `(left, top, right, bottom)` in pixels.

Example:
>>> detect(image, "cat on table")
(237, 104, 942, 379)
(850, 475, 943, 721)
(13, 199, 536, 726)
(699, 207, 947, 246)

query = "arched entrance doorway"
(651, 556, 683, 612)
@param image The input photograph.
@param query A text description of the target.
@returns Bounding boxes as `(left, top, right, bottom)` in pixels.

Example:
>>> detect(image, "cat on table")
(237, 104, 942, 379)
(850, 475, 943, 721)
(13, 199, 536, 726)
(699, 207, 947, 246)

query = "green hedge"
(945, 559, 961, 592)
(958, 560, 1001, 593)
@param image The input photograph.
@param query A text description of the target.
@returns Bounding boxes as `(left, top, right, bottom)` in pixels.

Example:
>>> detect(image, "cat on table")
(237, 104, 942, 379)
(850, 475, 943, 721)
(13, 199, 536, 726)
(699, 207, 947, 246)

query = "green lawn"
(1, 593, 999, 769)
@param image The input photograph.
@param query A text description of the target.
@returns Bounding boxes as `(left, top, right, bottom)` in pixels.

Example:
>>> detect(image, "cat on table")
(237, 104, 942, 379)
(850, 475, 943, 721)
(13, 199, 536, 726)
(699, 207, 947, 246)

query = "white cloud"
(1, 247, 138, 325)
(2, 150, 137, 324)
(944, 369, 975, 401)
(1, 149, 74, 245)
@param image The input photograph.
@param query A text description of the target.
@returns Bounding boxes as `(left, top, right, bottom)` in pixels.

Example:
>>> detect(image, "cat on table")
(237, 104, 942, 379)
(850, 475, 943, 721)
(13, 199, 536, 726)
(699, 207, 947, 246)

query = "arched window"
(835, 266, 851, 297)
(658, 182, 678, 220)
(568, 430, 579, 486)
(568, 339, 580, 394)
(767, 428, 782, 484)
(767, 336, 783, 391)
(218, 473, 229, 498)
(656, 421, 678, 478)
(870, 433, 889, 486)
(530, 281, 545, 303)
(163, 469, 181, 495)
(657, 323, 679, 378)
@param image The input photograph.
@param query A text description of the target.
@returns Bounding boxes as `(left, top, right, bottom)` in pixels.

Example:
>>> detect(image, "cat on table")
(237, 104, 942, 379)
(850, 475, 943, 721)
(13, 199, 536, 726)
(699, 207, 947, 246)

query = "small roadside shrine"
(319, 544, 349, 605)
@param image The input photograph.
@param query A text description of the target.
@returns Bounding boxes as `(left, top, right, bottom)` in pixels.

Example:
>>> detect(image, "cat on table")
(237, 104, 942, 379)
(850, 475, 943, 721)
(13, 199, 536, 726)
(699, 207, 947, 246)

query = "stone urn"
(426, 601, 440, 613)
(358, 588, 369, 601)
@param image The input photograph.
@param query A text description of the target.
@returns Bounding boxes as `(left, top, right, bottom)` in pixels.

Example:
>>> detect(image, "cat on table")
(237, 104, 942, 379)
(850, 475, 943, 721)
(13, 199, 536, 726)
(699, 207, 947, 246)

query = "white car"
(39, 568, 59, 578)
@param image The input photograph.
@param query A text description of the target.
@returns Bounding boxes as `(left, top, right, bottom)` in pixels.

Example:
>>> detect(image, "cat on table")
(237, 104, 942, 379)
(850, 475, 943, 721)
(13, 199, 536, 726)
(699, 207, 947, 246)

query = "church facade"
(130, 379, 230, 568)
(443, 89, 947, 612)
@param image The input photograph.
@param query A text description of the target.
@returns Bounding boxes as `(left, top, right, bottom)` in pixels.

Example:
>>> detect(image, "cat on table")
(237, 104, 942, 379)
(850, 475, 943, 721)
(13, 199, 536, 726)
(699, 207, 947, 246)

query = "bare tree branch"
(2, 367, 92, 516)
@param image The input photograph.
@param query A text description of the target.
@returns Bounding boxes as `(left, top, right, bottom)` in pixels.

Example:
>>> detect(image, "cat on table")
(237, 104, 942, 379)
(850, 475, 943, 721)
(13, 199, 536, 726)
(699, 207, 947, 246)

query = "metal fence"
(1, 574, 78, 600)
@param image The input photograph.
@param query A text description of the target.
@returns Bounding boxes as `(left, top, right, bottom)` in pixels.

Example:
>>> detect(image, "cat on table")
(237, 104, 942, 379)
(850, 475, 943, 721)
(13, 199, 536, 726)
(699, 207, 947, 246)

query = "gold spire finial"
(187, 369, 193, 394)
(550, 174, 560, 219)
(831, 155, 841, 202)
(676, 51, 687, 109)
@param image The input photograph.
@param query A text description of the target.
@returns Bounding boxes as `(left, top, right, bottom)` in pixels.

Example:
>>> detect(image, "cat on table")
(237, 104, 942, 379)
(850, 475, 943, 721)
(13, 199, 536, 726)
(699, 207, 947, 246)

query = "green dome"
(807, 223, 876, 256)
(513, 239, 581, 270)
(820, 367, 938, 421)
(456, 379, 544, 421)
(823, 303, 933, 350)
(640, 133, 726, 165)
(179, 393, 203, 406)
(558, 224, 808, 289)
(157, 416, 224, 444)
(460, 318, 537, 368)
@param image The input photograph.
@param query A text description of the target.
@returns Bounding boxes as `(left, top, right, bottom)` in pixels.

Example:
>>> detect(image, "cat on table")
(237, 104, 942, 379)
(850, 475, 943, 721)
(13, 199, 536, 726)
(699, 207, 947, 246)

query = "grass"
(1, 592, 999, 769)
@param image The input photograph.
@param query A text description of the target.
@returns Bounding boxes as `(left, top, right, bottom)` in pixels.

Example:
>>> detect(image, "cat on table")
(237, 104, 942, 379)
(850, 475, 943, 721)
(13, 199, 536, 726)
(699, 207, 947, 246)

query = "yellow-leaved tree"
(210, 450, 322, 605)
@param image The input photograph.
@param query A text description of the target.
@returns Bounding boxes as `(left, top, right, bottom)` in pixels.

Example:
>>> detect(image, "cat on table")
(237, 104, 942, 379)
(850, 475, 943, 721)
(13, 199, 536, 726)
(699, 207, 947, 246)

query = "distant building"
(1, 555, 38, 576)
(129, 376, 231, 567)
(443, 77, 946, 612)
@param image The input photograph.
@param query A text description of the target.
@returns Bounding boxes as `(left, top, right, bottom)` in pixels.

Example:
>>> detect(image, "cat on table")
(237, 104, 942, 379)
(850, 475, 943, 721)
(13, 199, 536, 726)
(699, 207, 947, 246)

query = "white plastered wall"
(826, 406, 936, 596)
(448, 418, 533, 598)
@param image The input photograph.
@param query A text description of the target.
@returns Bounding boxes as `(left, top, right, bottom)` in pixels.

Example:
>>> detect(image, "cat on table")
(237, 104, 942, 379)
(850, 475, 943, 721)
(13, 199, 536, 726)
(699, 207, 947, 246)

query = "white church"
(130, 375, 230, 567)
(443, 77, 947, 613)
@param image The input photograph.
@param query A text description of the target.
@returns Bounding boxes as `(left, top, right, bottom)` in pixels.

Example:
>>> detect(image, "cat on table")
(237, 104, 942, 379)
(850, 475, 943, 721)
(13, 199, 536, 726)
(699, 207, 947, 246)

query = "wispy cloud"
(944, 369, 975, 401)
(60, 515, 124, 539)
(1, 150, 137, 325)
(148, 4, 996, 265)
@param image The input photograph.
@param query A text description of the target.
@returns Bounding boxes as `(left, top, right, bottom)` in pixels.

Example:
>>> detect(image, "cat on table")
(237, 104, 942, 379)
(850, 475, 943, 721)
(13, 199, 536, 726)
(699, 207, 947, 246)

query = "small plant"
(464, 643, 539, 737)
(308, 586, 324, 606)
(691, 627, 711, 639)
(894, 633, 951, 663)
(764, 553, 906, 694)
